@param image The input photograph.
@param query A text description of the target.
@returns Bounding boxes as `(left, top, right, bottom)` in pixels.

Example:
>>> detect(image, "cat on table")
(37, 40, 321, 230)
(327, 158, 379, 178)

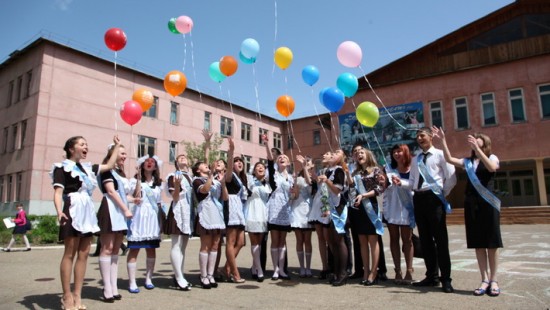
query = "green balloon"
(356, 101, 380, 127)
(168, 18, 180, 34)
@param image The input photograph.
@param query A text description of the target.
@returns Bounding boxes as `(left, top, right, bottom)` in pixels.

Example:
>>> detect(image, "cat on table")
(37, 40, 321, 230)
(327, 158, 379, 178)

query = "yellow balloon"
(356, 101, 380, 127)
(274, 46, 293, 70)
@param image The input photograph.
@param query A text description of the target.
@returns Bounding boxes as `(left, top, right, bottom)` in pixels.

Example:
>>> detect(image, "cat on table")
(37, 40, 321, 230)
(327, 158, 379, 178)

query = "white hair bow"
(137, 155, 163, 169)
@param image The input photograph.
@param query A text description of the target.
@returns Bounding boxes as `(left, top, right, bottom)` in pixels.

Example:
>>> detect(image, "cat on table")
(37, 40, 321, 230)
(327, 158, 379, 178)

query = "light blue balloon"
(321, 87, 345, 113)
(239, 51, 256, 64)
(241, 38, 260, 59)
(319, 87, 330, 105)
(302, 65, 320, 86)
(209, 61, 226, 83)
(336, 72, 358, 97)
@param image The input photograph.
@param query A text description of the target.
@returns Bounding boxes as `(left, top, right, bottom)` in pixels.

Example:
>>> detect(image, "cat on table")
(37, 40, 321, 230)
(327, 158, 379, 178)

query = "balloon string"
(182, 34, 187, 73)
(189, 31, 203, 103)
(114, 52, 118, 132)
(225, 89, 244, 156)
(349, 98, 373, 150)
(330, 113, 340, 147)
(310, 88, 332, 152)
(252, 64, 262, 123)
(288, 118, 301, 154)
(358, 65, 407, 131)
(286, 120, 295, 173)
(369, 126, 388, 167)
(271, 0, 278, 76)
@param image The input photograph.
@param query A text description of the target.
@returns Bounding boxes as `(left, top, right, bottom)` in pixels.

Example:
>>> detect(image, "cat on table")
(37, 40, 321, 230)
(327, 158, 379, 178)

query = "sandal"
(473, 280, 490, 296)
(488, 281, 500, 297)
(394, 268, 403, 284)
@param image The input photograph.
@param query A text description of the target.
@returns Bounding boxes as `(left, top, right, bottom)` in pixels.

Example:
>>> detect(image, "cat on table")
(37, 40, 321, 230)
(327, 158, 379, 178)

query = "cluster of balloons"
(168, 16, 194, 34)
(104, 28, 127, 52)
(119, 88, 157, 126)
(209, 56, 238, 83)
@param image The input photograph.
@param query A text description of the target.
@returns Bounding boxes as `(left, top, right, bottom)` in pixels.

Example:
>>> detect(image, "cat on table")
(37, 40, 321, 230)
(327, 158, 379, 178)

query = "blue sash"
(353, 174, 384, 235)
(141, 182, 160, 214)
(417, 156, 452, 214)
(330, 204, 348, 234)
(386, 165, 415, 228)
(464, 158, 501, 212)
(232, 172, 247, 203)
(111, 170, 128, 205)
(73, 164, 94, 196)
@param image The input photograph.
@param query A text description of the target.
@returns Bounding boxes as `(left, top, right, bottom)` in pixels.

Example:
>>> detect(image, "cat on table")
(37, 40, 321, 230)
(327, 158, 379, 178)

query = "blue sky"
(1, 0, 514, 120)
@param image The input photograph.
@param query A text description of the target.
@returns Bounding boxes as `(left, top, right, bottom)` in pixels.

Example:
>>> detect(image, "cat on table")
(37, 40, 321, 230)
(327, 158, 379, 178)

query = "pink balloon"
(175, 16, 194, 34)
(337, 41, 362, 68)
(120, 100, 143, 126)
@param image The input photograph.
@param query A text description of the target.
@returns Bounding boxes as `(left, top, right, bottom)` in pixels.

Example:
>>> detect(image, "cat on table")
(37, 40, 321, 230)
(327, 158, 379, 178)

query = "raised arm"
(432, 126, 463, 167)
(468, 135, 499, 172)
(296, 155, 312, 185)
(263, 134, 273, 161)
(225, 137, 235, 183)
(202, 129, 213, 165)
(98, 135, 121, 173)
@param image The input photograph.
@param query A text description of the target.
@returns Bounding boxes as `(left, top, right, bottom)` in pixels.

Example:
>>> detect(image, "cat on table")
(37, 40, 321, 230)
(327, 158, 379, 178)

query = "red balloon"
(104, 28, 127, 51)
(120, 100, 142, 126)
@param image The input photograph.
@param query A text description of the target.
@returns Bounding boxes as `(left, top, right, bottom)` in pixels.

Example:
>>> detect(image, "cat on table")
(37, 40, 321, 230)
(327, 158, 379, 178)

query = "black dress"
(349, 167, 384, 236)
(464, 157, 503, 249)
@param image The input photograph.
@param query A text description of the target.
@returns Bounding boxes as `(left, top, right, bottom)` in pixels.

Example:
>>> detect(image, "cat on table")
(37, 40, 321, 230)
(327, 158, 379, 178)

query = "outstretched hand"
(296, 154, 306, 165)
(431, 126, 445, 140)
(202, 129, 213, 143)
(228, 137, 235, 152)
(467, 135, 480, 152)
(113, 135, 121, 145)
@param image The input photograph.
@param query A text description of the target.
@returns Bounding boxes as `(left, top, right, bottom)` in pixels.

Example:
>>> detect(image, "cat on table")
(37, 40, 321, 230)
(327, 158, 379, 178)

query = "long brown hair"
(471, 133, 492, 158)
(352, 148, 379, 176)
(102, 144, 126, 177)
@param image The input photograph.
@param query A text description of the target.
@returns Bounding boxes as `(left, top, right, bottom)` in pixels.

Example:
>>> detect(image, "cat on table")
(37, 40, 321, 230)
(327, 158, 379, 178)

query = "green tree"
(181, 133, 224, 165)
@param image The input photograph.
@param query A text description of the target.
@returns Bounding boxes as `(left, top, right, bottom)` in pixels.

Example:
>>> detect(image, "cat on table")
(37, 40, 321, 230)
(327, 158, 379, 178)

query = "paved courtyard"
(1, 224, 549, 309)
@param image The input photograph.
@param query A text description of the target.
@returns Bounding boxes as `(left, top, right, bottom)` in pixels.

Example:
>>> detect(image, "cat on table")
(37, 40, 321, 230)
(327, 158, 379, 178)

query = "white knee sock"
(207, 251, 217, 277)
(171, 235, 184, 280)
(145, 257, 155, 286)
(252, 245, 263, 277)
(111, 255, 119, 295)
(127, 262, 138, 290)
(271, 248, 279, 276)
(99, 256, 112, 296)
(199, 252, 208, 278)
(180, 236, 189, 280)
(23, 235, 30, 248)
(278, 247, 287, 276)
(7, 237, 15, 249)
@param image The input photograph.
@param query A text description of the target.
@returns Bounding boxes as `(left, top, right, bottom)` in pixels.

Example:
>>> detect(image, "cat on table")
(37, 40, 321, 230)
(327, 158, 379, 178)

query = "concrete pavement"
(1, 224, 549, 309)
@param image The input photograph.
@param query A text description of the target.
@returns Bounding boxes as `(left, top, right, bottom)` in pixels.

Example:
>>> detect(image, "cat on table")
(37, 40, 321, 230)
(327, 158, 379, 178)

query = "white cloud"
(54, 0, 73, 11)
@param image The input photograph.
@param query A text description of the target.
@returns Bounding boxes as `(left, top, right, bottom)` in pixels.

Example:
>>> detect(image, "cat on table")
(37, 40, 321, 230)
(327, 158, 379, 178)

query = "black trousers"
(413, 191, 451, 282)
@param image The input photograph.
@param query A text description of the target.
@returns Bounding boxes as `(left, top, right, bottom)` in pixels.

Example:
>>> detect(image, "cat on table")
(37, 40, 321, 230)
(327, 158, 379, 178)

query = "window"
(220, 117, 233, 137)
(313, 130, 321, 145)
(19, 120, 26, 149)
(481, 93, 497, 126)
(539, 84, 550, 119)
(169, 141, 178, 163)
(509, 88, 526, 122)
(11, 124, 17, 151)
(7, 175, 13, 202)
(2, 127, 8, 154)
(287, 134, 294, 150)
(7, 80, 14, 107)
(16, 76, 22, 103)
(143, 96, 158, 118)
(25, 70, 32, 98)
(170, 101, 179, 125)
(137, 135, 156, 158)
(241, 122, 251, 141)
(454, 97, 469, 130)
(243, 155, 252, 174)
(204, 111, 211, 131)
(273, 133, 282, 150)
(259, 158, 267, 165)
(429, 101, 443, 128)
(0, 176, 4, 203)
(259, 128, 268, 145)
(16, 172, 22, 202)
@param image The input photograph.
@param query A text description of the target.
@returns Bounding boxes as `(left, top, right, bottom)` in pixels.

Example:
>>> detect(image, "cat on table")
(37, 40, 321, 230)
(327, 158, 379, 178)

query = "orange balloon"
(132, 88, 154, 112)
(276, 95, 295, 118)
(219, 56, 238, 77)
(164, 70, 187, 97)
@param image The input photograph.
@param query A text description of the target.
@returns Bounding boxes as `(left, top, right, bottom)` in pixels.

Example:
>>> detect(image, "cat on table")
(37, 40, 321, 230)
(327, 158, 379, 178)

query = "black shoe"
(200, 277, 211, 289)
(113, 294, 122, 300)
(102, 290, 115, 303)
(412, 277, 440, 287)
(318, 270, 329, 280)
(2, 249, 10, 252)
(121, 247, 128, 256)
(173, 276, 191, 291)
(349, 272, 363, 279)
(25, 248, 31, 251)
(376, 273, 388, 281)
(257, 276, 264, 283)
(442, 281, 454, 293)
(363, 278, 378, 286)
(332, 274, 348, 287)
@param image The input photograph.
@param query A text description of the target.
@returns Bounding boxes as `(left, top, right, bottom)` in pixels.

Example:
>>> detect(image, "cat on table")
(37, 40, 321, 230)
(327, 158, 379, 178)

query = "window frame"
(143, 96, 159, 118)
(429, 101, 443, 128)
(169, 141, 178, 163)
(480, 92, 498, 127)
(538, 83, 550, 120)
(508, 88, 527, 123)
(25, 70, 32, 99)
(313, 130, 321, 145)
(241, 122, 252, 141)
(273, 132, 282, 150)
(204, 111, 211, 131)
(137, 135, 157, 158)
(170, 101, 179, 125)
(259, 128, 268, 146)
(454, 97, 469, 130)
(220, 116, 233, 137)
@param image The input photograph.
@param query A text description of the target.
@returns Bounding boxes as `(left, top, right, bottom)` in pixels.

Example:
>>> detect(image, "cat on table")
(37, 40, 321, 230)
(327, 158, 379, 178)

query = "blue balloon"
(209, 61, 226, 83)
(302, 65, 320, 86)
(336, 72, 358, 97)
(319, 87, 330, 105)
(321, 87, 345, 113)
(241, 38, 260, 59)
(239, 51, 256, 64)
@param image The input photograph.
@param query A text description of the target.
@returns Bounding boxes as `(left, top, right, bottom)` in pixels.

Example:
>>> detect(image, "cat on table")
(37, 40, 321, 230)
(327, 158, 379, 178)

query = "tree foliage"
(181, 133, 224, 165)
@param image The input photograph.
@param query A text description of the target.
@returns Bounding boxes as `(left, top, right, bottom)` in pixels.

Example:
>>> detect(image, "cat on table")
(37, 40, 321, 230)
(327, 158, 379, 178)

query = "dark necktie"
(417, 152, 429, 189)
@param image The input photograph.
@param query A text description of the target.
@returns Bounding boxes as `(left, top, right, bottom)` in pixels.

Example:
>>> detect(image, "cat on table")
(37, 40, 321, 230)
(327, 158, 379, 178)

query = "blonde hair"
(352, 148, 378, 176)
